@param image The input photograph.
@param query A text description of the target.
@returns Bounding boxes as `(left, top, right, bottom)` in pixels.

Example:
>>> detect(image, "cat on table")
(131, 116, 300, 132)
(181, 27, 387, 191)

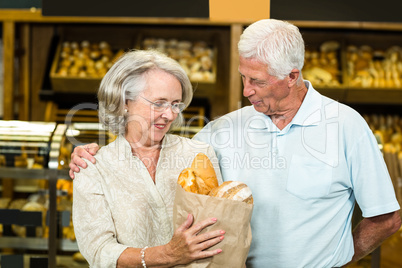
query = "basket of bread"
(140, 37, 217, 83)
(346, 45, 402, 88)
(50, 40, 125, 93)
(173, 153, 253, 268)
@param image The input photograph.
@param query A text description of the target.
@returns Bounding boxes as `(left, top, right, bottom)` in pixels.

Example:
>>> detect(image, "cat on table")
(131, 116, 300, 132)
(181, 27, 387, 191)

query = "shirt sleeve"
(194, 124, 224, 184)
(73, 159, 128, 267)
(205, 145, 223, 184)
(348, 123, 400, 218)
(193, 122, 213, 145)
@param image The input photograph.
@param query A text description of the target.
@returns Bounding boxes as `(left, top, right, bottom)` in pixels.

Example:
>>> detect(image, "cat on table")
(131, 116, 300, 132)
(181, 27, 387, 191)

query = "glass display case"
(0, 120, 115, 267)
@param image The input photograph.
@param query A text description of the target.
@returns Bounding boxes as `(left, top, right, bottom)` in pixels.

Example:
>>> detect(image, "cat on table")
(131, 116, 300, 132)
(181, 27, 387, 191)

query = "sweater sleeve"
(73, 159, 128, 267)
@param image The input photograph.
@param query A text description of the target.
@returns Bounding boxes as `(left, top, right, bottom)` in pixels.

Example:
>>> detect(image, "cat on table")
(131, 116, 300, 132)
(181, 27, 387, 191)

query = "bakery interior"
(0, 0, 402, 267)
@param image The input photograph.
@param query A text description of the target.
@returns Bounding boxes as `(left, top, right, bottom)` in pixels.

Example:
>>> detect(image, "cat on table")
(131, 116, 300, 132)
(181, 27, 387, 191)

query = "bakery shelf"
(0, 121, 114, 268)
(315, 87, 348, 102)
(3, 9, 402, 121)
(314, 87, 402, 105)
(345, 88, 402, 104)
(0, 167, 69, 180)
(0, 237, 78, 252)
(0, 237, 48, 250)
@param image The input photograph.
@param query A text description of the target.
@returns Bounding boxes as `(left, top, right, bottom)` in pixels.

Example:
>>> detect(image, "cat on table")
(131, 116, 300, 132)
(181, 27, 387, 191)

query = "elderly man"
(70, 19, 401, 267)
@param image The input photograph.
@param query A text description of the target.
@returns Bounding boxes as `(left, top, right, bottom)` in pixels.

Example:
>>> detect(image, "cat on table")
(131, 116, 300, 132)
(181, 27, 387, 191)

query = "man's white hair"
(238, 19, 305, 80)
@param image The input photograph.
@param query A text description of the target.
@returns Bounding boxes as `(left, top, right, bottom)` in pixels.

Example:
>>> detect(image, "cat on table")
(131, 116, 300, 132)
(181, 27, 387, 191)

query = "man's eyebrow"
(250, 77, 266, 83)
(238, 71, 265, 83)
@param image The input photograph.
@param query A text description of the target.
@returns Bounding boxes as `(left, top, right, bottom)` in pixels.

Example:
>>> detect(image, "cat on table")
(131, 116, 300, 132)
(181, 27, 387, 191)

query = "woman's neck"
(125, 134, 162, 183)
(125, 132, 163, 153)
(132, 144, 161, 158)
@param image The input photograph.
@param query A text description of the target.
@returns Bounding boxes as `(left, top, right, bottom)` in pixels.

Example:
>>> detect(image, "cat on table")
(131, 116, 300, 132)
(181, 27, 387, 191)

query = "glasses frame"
(139, 96, 186, 114)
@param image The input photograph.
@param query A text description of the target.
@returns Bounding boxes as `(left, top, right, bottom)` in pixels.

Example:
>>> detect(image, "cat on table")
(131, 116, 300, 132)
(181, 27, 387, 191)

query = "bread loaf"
(73, 252, 87, 263)
(209, 181, 253, 205)
(190, 153, 219, 191)
(177, 153, 219, 195)
(178, 168, 210, 195)
(12, 201, 47, 237)
(177, 153, 253, 205)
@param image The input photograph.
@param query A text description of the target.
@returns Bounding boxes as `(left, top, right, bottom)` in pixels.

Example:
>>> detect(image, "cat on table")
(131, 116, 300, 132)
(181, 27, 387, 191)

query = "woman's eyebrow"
(155, 97, 182, 102)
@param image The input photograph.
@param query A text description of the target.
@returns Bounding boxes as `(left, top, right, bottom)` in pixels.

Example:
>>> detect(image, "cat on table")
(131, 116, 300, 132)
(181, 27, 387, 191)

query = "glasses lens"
(152, 101, 168, 112)
(149, 99, 185, 113)
(173, 103, 186, 113)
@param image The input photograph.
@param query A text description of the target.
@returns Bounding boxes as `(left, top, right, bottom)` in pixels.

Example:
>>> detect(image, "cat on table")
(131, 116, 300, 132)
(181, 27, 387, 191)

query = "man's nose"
(243, 80, 255, 97)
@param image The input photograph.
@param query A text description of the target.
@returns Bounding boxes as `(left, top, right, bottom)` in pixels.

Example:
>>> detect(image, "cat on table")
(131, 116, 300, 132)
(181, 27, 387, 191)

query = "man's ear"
(288, 69, 300, 86)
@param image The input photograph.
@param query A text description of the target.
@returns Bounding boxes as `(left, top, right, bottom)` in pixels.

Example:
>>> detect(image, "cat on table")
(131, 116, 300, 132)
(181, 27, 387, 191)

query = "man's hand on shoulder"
(69, 143, 100, 179)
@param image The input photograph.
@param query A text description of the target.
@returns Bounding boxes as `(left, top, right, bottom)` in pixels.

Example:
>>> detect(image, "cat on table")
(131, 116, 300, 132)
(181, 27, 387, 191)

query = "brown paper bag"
(173, 184, 253, 268)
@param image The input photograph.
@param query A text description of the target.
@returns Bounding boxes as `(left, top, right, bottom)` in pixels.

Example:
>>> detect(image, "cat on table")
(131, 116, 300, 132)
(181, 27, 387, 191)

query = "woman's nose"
(161, 106, 176, 120)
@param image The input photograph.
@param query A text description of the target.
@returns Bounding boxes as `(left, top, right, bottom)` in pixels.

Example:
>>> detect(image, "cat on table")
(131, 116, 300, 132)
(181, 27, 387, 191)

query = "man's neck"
(269, 81, 308, 130)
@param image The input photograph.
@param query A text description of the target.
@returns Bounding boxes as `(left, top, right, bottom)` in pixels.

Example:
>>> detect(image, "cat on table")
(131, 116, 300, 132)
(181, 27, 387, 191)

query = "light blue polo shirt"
(193, 81, 399, 268)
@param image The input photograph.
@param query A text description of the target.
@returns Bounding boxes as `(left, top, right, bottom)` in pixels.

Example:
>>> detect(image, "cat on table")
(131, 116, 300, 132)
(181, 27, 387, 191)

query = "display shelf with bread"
(0, 121, 56, 194)
(0, 210, 77, 251)
(301, 30, 346, 88)
(341, 32, 402, 104)
(300, 28, 402, 105)
(363, 114, 402, 210)
(346, 45, 402, 89)
(49, 25, 134, 94)
(3, 9, 402, 122)
(133, 25, 225, 103)
(139, 36, 217, 84)
(0, 121, 114, 267)
(343, 31, 402, 90)
(302, 37, 347, 101)
(0, 253, 88, 268)
(0, 122, 68, 268)
(46, 23, 228, 121)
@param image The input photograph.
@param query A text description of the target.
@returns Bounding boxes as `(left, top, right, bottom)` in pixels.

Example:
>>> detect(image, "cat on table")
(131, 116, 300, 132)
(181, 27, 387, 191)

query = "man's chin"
(252, 104, 265, 112)
(254, 106, 274, 117)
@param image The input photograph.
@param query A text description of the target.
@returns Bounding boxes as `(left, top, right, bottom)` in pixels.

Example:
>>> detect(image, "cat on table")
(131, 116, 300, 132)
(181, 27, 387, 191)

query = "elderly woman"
(72, 50, 225, 267)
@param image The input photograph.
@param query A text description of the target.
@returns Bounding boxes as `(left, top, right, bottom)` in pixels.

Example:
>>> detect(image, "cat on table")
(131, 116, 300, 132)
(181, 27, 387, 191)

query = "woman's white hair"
(238, 19, 305, 80)
(98, 49, 193, 134)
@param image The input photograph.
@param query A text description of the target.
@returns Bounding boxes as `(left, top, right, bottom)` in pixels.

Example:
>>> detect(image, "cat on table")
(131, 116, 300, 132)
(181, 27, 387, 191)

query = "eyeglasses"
(139, 96, 186, 114)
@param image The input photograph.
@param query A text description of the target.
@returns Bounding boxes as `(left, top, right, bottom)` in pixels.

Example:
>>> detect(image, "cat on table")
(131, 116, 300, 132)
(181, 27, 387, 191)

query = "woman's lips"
(154, 123, 167, 130)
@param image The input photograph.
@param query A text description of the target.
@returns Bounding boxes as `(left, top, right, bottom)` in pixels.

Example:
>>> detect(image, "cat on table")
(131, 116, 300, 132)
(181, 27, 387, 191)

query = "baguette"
(177, 153, 219, 195)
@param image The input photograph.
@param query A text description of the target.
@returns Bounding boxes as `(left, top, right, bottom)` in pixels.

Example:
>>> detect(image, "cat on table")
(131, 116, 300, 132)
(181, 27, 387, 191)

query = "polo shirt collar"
(247, 107, 274, 131)
(291, 80, 322, 127)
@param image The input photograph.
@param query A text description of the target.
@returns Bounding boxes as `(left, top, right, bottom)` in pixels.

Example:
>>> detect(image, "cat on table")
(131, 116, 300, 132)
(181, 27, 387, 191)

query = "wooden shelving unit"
(1, 9, 401, 268)
(0, 9, 250, 122)
(1, 9, 402, 120)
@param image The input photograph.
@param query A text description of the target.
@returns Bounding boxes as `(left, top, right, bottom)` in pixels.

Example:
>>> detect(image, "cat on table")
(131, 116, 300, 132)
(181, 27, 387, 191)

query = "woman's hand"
(163, 214, 224, 266)
(69, 143, 100, 179)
